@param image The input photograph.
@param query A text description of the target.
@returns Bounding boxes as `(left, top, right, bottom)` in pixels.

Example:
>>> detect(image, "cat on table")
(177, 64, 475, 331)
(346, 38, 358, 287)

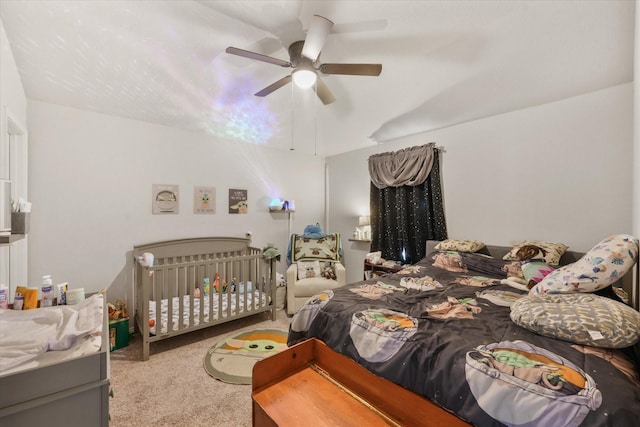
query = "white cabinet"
(1, 108, 28, 302)
(0, 245, 8, 286)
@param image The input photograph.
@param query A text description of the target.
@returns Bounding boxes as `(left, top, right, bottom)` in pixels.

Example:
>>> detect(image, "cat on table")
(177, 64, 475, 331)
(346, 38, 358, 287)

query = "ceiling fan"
(225, 15, 382, 105)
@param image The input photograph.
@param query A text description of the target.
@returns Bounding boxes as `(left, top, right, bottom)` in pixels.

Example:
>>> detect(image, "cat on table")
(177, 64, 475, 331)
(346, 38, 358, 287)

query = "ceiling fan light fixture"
(292, 68, 317, 89)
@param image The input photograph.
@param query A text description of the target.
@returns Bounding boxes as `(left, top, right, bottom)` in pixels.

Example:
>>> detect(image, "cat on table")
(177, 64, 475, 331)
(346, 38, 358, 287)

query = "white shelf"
(269, 208, 295, 213)
(0, 234, 25, 244)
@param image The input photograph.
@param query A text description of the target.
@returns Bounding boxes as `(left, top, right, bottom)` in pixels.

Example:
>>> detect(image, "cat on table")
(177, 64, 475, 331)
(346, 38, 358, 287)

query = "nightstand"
(363, 260, 402, 280)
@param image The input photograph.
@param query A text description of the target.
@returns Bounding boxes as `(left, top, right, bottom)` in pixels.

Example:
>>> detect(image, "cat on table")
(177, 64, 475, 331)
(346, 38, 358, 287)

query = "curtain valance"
(368, 143, 436, 189)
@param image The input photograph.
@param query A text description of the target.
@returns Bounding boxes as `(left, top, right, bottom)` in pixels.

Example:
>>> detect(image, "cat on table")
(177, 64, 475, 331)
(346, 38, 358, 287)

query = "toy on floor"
(108, 300, 128, 321)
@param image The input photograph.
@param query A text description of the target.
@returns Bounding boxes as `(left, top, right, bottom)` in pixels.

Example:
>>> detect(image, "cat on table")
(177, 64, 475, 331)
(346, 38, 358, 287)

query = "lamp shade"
(358, 215, 370, 226)
(292, 68, 317, 89)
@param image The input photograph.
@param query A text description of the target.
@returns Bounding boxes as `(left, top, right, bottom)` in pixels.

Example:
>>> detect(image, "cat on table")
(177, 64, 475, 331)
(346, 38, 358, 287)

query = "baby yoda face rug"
(203, 329, 288, 384)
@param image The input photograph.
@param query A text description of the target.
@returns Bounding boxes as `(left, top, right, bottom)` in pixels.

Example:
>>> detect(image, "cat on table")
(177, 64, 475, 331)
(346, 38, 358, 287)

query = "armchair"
(286, 232, 346, 315)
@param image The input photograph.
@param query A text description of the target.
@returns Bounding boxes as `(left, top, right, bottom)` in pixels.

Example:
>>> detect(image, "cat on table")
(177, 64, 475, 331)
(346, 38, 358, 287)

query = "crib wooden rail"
(133, 237, 277, 361)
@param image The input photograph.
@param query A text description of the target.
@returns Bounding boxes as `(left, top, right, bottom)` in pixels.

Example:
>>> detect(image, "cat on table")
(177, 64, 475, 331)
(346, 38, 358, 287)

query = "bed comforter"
(288, 252, 640, 427)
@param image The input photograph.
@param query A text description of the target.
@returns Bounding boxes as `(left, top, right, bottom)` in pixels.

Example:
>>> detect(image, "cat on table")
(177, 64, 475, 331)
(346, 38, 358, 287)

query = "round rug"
(203, 328, 288, 384)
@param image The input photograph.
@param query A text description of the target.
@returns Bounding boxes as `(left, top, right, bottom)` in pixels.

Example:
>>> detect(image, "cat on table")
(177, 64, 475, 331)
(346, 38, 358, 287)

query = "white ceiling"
(0, 1, 635, 157)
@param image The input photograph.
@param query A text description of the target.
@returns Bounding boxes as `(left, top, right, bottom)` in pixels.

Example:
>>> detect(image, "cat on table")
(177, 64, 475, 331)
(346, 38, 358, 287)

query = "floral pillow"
(503, 240, 568, 266)
(434, 239, 485, 253)
(530, 234, 639, 295)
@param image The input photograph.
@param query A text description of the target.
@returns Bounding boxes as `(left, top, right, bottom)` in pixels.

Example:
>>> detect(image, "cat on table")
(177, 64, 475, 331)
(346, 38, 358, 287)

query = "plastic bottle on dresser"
(41, 275, 54, 307)
(0, 284, 8, 309)
(13, 294, 24, 310)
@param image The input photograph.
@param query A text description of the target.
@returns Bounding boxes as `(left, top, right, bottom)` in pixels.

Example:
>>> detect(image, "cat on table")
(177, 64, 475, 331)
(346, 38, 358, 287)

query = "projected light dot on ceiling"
(206, 74, 279, 145)
(223, 100, 275, 144)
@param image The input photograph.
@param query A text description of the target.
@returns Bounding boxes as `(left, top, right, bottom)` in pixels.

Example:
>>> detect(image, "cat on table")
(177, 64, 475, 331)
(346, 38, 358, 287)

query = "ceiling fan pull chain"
(290, 82, 295, 151)
(314, 79, 318, 157)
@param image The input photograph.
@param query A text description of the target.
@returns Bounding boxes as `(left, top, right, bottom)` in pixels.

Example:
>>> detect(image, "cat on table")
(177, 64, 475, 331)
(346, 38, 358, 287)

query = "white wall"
(633, 2, 639, 238)
(0, 20, 26, 127)
(328, 83, 634, 285)
(27, 101, 325, 305)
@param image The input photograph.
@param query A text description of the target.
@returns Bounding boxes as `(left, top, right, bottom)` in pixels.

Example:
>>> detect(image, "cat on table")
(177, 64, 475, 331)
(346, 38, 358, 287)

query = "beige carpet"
(109, 310, 291, 427)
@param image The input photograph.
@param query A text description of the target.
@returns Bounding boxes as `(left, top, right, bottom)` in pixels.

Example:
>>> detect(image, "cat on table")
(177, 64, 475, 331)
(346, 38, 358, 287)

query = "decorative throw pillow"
(530, 234, 639, 295)
(503, 240, 568, 266)
(511, 293, 640, 348)
(321, 266, 337, 280)
(520, 261, 555, 289)
(297, 260, 321, 280)
(435, 239, 485, 253)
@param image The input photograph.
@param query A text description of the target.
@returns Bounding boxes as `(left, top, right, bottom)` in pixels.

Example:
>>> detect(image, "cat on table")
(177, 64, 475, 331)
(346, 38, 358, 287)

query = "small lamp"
(358, 215, 371, 240)
(269, 198, 283, 211)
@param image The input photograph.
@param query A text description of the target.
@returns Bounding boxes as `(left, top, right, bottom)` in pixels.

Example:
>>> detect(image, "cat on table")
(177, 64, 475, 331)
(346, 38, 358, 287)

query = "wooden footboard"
(253, 339, 470, 426)
(133, 237, 277, 361)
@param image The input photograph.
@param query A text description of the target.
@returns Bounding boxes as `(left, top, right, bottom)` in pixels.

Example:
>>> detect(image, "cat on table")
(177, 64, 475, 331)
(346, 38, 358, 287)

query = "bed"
(288, 236, 640, 427)
(0, 292, 109, 427)
(133, 236, 277, 361)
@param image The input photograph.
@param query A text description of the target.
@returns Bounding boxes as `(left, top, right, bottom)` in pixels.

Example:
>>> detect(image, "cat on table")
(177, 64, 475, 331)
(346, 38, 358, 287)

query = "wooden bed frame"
(254, 240, 640, 426)
(133, 237, 277, 361)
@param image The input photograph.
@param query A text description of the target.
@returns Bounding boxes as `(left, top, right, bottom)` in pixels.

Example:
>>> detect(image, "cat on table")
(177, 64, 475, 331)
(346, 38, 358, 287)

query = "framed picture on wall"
(228, 188, 248, 214)
(152, 184, 179, 214)
(194, 186, 215, 214)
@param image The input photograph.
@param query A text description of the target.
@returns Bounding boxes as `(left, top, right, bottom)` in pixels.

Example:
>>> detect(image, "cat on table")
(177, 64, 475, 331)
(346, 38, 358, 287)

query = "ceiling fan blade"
(255, 75, 292, 97)
(301, 15, 334, 61)
(320, 63, 382, 76)
(314, 77, 336, 105)
(225, 47, 291, 68)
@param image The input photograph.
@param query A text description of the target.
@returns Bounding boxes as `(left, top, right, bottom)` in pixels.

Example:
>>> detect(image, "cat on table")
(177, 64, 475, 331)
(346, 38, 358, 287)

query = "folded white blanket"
(0, 293, 104, 373)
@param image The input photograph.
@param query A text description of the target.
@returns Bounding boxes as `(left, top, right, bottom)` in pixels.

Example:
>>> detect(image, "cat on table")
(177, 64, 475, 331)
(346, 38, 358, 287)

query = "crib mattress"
(149, 291, 268, 335)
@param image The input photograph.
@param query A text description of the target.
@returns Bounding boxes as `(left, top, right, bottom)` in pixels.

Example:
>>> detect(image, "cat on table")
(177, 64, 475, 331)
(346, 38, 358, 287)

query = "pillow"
(297, 260, 321, 280)
(530, 234, 639, 295)
(435, 239, 485, 253)
(511, 293, 640, 348)
(321, 266, 336, 280)
(292, 233, 341, 262)
(520, 261, 555, 289)
(503, 240, 568, 265)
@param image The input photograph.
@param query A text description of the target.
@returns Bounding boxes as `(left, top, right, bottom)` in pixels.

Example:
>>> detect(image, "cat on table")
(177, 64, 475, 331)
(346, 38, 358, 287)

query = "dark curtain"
(370, 147, 447, 264)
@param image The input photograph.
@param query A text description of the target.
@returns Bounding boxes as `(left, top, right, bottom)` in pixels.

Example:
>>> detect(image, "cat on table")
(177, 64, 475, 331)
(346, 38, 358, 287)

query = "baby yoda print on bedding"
(288, 246, 640, 427)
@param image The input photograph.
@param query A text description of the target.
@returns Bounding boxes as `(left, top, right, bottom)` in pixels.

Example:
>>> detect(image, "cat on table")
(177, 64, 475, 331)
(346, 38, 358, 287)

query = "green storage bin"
(109, 318, 130, 351)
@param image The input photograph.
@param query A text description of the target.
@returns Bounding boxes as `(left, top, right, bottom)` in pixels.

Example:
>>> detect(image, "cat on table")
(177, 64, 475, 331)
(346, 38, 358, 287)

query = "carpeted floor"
(109, 309, 291, 427)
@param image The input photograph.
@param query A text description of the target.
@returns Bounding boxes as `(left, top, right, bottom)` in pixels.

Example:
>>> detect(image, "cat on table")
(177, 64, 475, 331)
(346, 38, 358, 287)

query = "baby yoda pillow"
(530, 234, 639, 295)
(297, 260, 322, 280)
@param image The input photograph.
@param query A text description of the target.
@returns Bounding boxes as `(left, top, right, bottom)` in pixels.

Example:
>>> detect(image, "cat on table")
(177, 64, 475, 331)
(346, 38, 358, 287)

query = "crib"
(133, 237, 277, 361)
